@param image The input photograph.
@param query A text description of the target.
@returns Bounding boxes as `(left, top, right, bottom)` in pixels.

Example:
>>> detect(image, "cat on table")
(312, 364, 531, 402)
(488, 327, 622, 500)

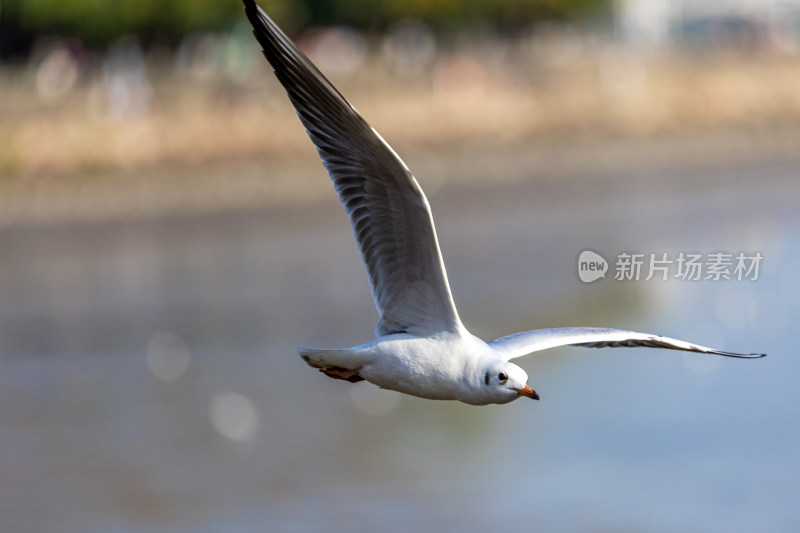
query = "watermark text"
(578, 251, 762, 283)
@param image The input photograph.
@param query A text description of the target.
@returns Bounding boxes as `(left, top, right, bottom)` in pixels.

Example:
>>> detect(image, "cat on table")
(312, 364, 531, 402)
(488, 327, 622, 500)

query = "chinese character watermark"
(614, 253, 644, 281)
(578, 250, 762, 283)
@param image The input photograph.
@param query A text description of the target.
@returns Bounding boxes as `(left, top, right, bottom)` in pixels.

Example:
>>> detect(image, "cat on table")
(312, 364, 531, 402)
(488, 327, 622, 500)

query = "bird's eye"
(498, 372, 508, 382)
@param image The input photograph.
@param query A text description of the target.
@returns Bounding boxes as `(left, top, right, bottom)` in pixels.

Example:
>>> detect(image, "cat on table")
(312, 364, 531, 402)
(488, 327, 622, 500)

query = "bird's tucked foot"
(320, 367, 364, 383)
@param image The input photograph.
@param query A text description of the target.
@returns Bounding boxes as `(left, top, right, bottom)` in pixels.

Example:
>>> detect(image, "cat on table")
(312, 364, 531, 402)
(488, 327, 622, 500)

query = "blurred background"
(1, 0, 800, 531)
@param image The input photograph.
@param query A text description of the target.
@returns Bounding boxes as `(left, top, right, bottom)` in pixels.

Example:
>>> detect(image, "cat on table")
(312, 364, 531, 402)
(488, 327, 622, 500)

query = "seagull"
(242, 0, 765, 406)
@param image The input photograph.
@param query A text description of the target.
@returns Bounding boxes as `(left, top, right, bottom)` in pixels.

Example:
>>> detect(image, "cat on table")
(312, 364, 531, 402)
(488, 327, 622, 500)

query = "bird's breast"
(357, 333, 483, 401)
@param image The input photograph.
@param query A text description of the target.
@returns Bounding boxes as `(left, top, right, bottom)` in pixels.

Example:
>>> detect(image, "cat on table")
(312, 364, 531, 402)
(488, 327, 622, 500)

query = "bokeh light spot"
(210, 392, 259, 442)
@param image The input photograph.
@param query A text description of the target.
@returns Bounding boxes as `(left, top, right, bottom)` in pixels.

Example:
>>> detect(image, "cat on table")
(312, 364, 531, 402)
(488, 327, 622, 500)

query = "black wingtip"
(242, 0, 259, 29)
(713, 350, 767, 359)
(242, 0, 264, 28)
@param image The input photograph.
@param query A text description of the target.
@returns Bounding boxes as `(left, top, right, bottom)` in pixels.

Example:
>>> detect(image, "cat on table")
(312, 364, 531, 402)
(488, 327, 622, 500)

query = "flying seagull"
(242, 0, 765, 406)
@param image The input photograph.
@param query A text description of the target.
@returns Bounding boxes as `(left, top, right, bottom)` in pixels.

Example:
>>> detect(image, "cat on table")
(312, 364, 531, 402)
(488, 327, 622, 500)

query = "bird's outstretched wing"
(489, 327, 766, 361)
(243, 0, 463, 336)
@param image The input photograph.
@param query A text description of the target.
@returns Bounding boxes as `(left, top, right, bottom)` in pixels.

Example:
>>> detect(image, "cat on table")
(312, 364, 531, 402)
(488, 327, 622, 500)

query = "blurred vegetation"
(294, 0, 609, 31)
(0, 0, 609, 57)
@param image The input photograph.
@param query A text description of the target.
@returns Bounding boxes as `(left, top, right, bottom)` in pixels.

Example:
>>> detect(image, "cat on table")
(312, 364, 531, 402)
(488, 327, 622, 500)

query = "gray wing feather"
(489, 327, 766, 361)
(244, 0, 462, 336)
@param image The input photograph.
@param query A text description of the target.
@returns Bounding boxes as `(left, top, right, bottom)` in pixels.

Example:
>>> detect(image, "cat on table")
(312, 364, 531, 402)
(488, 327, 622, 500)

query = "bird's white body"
(301, 331, 526, 405)
(243, 0, 764, 406)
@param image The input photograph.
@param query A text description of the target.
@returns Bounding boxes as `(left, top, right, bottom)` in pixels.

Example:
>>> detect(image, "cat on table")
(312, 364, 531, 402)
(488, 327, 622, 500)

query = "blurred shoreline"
(2, 47, 800, 228)
(1, 126, 798, 231)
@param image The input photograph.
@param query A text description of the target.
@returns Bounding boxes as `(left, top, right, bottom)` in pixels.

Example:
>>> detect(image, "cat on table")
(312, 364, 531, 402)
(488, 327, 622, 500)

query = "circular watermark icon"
(577, 250, 608, 283)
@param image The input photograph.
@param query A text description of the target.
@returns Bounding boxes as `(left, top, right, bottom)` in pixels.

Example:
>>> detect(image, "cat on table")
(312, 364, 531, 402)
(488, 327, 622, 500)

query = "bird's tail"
(298, 348, 357, 369)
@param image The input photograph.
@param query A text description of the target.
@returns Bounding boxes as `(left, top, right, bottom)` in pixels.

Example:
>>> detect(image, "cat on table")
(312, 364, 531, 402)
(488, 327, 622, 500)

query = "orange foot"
(320, 367, 365, 383)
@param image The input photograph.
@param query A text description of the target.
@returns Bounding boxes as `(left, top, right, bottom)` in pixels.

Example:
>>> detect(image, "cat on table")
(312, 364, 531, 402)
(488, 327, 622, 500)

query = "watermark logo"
(577, 250, 609, 283)
(578, 250, 763, 283)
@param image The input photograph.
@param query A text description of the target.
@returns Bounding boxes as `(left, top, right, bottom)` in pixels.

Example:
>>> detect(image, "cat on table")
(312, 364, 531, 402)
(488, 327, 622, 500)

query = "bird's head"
(480, 360, 539, 404)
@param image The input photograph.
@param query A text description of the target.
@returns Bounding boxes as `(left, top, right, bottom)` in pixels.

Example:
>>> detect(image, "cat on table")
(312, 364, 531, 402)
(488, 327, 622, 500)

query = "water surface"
(1, 144, 799, 532)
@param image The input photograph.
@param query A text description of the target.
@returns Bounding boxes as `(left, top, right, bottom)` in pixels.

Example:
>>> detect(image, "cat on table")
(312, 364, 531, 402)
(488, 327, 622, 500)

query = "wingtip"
(242, 0, 259, 24)
(713, 350, 767, 359)
(242, 0, 262, 20)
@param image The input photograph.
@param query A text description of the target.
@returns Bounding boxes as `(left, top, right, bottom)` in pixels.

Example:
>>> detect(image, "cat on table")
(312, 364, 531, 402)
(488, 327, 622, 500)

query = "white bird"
(243, 0, 765, 406)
